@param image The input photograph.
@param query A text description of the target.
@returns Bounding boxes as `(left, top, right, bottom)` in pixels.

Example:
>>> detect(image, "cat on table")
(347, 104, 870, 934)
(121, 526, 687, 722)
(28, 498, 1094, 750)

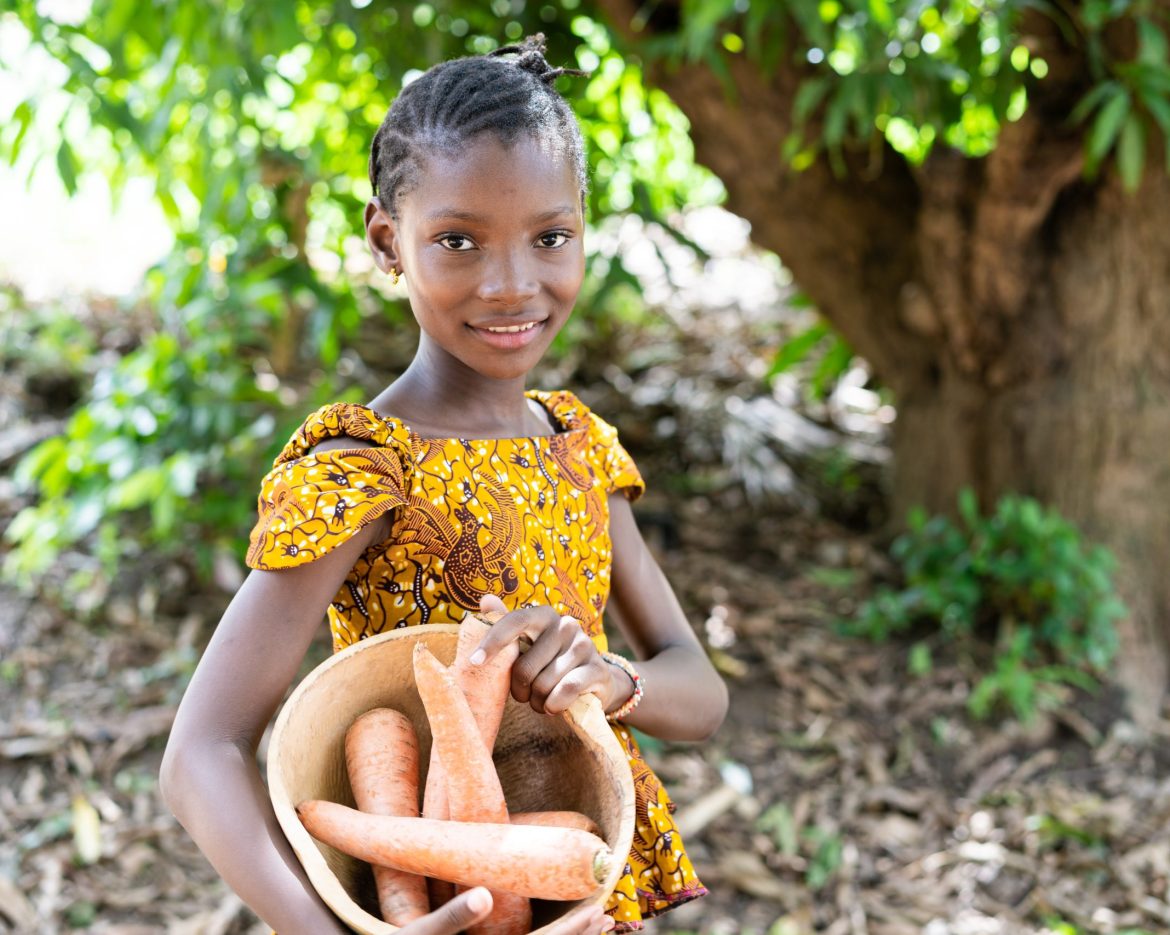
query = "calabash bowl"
(267, 623, 635, 933)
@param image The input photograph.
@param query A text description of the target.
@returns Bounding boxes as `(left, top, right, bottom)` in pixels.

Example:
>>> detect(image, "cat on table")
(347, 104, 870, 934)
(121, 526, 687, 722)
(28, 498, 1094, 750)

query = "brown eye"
(439, 234, 474, 251)
(538, 232, 569, 248)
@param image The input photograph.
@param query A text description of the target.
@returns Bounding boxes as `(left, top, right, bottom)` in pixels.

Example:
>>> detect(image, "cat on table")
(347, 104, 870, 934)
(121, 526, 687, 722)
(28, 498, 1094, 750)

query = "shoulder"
(276, 402, 414, 465)
(527, 389, 645, 499)
(525, 388, 618, 440)
(244, 403, 418, 571)
(526, 388, 591, 433)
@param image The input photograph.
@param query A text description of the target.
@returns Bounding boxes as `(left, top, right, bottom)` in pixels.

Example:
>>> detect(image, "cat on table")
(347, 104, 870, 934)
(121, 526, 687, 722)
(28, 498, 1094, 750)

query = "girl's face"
(366, 132, 585, 383)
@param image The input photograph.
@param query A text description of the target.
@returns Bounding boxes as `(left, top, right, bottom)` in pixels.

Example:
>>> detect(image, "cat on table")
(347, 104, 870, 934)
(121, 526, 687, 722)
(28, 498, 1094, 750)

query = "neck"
(376, 337, 541, 437)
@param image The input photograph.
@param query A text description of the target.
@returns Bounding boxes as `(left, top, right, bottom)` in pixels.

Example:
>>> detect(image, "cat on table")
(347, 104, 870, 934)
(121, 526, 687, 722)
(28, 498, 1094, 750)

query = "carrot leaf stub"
(297, 801, 612, 901)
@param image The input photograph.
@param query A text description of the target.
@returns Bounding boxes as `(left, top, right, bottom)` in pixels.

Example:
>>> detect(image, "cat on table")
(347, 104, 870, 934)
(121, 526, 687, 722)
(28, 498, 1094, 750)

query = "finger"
(479, 593, 507, 617)
(528, 634, 597, 713)
(408, 886, 493, 934)
(469, 605, 559, 667)
(543, 904, 613, 934)
(541, 665, 606, 716)
(512, 616, 584, 706)
(508, 625, 565, 704)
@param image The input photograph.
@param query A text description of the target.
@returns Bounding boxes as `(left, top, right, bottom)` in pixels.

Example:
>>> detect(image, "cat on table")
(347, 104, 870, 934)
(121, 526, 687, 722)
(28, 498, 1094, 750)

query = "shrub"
(848, 489, 1125, 721)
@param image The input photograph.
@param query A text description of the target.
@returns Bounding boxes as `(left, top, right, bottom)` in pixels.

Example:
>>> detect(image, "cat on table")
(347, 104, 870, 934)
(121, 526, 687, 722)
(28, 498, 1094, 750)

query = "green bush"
(4, 327, 285, 586)
(848, 489, 1125, 722)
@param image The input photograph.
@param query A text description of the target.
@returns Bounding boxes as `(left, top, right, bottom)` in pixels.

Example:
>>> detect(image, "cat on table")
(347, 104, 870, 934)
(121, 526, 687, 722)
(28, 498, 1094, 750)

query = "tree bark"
(596, 0, 1170, 721)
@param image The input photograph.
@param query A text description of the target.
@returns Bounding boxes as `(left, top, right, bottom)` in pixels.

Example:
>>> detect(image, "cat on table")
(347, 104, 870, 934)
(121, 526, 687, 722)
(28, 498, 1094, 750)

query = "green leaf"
(55, 139, 78, 195)
(1136, 17, 1169, 67)
(1081, 0, 1122, 32)
(1069, 79, 1122, 126)
(4, 101, 33, 164)
(958, 487, 980, 529)
(810, 336, 854, 399)
(1086, 88, 1131, 171)
(766, 321, 829, 379)
(909, 641, 933, 676)
(824, 81, 857, 150)
(1116, 111, 1145, 192)
(793, 77, 831, 125)
(868, 0, 893, 28)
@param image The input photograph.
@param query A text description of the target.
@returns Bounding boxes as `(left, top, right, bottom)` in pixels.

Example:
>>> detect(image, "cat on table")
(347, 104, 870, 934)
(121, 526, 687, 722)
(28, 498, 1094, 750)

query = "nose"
(477, 248, 539, 307)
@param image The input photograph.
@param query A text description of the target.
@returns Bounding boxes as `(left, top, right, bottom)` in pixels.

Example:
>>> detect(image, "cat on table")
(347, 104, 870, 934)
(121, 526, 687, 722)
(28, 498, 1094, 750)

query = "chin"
(468, 356, 542, 382)
(458, 333, 562, 381)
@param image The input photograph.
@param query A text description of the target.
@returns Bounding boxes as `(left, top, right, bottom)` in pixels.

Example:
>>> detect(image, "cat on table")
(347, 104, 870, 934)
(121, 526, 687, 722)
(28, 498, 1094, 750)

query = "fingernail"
(602, 918, 616, 932)
(469, 649, 485, 666)
(466, 888, 491, 913)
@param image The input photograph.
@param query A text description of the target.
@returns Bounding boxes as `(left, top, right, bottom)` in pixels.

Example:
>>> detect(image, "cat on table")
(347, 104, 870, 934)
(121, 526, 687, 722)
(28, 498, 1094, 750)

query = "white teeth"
(485, 322, 538, 333)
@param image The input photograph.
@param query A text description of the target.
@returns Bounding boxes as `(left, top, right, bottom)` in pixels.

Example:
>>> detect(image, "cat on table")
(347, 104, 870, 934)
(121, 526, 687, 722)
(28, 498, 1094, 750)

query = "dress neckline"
(361, 389, 589, 443)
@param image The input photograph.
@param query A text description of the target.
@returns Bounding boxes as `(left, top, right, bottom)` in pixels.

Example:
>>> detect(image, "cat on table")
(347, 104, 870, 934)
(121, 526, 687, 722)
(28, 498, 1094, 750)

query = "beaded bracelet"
(601, 651, 644, 722)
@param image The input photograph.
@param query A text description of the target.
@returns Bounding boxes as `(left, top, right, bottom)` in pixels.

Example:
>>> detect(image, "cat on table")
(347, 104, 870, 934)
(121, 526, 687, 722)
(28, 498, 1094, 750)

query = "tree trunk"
(596, 1, 1170, 722)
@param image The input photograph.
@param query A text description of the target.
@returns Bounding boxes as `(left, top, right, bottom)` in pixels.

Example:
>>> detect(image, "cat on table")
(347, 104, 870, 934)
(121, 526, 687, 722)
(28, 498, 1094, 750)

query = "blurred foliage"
(755, 804, 844, 892)
(0, 0, 724, 589)
(653, 0, 1170, 186)
(846, 489, 1125, 722)
(1042, 921, 1155, 935)
(0, 287, 97, 377)
(765, 293, 856, 402)
(3, 0, 1168, 596)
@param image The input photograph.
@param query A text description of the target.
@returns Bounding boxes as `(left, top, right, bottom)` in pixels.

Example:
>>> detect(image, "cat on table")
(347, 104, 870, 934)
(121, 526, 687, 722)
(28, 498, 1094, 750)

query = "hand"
(539, 903, 616, 933)
(474, 595, 626, 717)
(395, 887, 492, 934)
(395, 887, 614, 934)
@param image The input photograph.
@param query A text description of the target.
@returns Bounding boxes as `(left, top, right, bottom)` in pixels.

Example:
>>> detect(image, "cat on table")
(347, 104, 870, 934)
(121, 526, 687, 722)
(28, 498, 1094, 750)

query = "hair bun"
(489, 33, 588, 83)
(515, 49, 549, 77)
(489, 32, 548, 59)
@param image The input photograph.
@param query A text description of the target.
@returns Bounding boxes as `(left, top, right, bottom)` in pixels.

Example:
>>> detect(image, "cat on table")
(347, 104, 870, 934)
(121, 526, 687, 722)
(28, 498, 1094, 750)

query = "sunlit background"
(4, 0, 1162, 931)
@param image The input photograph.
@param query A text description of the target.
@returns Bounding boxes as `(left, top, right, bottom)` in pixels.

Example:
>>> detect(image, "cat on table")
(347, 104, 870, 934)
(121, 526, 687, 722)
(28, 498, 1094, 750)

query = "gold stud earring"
(390, 267, 401, 286)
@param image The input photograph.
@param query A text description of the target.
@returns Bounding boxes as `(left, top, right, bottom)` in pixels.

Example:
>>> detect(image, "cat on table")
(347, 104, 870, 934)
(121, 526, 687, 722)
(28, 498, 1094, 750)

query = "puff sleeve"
(244, 404, 414, 570)
(586, 410, 645, 501)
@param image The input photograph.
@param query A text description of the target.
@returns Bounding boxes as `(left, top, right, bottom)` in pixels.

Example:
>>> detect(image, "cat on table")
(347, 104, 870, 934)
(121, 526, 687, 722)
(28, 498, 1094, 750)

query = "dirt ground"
(4, 285, 1170, 934)
(4, 478, 1170, 934)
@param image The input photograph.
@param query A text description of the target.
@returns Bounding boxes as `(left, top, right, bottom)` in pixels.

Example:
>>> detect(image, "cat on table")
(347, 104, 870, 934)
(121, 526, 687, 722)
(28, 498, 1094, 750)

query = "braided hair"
(368, 34, 589, 219)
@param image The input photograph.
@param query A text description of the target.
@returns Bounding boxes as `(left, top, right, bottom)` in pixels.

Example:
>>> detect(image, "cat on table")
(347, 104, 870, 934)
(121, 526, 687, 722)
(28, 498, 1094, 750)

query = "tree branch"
(592, 0, 931, 392)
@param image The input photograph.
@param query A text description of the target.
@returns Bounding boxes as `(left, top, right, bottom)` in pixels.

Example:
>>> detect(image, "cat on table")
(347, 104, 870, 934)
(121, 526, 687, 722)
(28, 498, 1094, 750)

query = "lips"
(468, 317, 548, 349)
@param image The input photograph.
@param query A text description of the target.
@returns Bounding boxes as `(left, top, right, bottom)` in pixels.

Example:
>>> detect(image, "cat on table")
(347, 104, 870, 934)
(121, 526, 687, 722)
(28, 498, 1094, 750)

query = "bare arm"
(473, 495, 728, 742)
(160, 521, 385, 934)
(602, 494, 728, 741)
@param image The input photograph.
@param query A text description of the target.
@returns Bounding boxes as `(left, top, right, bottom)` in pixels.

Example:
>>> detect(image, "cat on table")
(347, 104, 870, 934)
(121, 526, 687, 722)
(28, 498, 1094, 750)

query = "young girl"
(161, 36, 728, 934)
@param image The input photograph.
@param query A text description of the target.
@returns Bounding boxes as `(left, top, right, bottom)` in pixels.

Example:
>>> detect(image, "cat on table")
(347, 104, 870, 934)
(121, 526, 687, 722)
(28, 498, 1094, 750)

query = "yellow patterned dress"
(246, 389, 706, 931)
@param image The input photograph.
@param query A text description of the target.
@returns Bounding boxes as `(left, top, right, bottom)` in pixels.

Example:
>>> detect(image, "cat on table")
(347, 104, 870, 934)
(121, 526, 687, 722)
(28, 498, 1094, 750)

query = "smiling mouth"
(483, 321, 540, 334)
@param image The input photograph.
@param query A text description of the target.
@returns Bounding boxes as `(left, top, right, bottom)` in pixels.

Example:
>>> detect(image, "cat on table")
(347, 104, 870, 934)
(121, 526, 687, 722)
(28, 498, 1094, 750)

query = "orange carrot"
(510, 811, 603, 838)
(414, 643, 509, 821)
(297, 802, 612, 900)
(453, 610, 515, 748)
(413, 644, 530, 934)
(422, 611, 517, 820)
(344, 708, 430, 924)
(421, 610, 517, 912)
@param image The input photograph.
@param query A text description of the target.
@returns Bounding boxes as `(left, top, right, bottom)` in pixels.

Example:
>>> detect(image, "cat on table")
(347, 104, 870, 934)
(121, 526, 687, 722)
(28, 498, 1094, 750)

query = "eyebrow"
(424, 206, 577, 224)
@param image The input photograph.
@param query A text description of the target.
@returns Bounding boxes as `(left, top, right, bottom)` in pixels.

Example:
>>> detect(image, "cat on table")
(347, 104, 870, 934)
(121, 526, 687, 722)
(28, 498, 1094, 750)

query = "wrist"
(604, 661, 635, 712)
(600, 652, 643, 722)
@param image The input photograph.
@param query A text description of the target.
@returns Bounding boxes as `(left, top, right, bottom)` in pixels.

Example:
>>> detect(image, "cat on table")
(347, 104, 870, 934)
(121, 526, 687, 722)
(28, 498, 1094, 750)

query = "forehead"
(404, 132, 581, 225)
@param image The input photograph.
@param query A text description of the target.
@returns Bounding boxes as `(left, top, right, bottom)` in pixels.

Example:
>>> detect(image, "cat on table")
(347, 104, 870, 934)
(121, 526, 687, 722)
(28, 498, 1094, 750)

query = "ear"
(364, 199, 401, 274)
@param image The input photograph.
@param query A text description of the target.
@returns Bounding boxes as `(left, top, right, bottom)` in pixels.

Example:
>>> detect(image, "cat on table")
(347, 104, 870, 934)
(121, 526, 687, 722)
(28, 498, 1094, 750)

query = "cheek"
(553, 249, 586, 297)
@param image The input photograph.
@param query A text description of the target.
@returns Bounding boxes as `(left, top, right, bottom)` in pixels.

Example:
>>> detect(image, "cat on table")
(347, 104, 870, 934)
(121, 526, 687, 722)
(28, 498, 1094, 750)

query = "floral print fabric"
(247, 389, 706, 929)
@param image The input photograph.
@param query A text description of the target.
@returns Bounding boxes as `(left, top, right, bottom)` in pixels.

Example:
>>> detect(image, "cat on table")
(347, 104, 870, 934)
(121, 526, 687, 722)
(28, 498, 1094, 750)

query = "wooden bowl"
(267, 624, 636, 933)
